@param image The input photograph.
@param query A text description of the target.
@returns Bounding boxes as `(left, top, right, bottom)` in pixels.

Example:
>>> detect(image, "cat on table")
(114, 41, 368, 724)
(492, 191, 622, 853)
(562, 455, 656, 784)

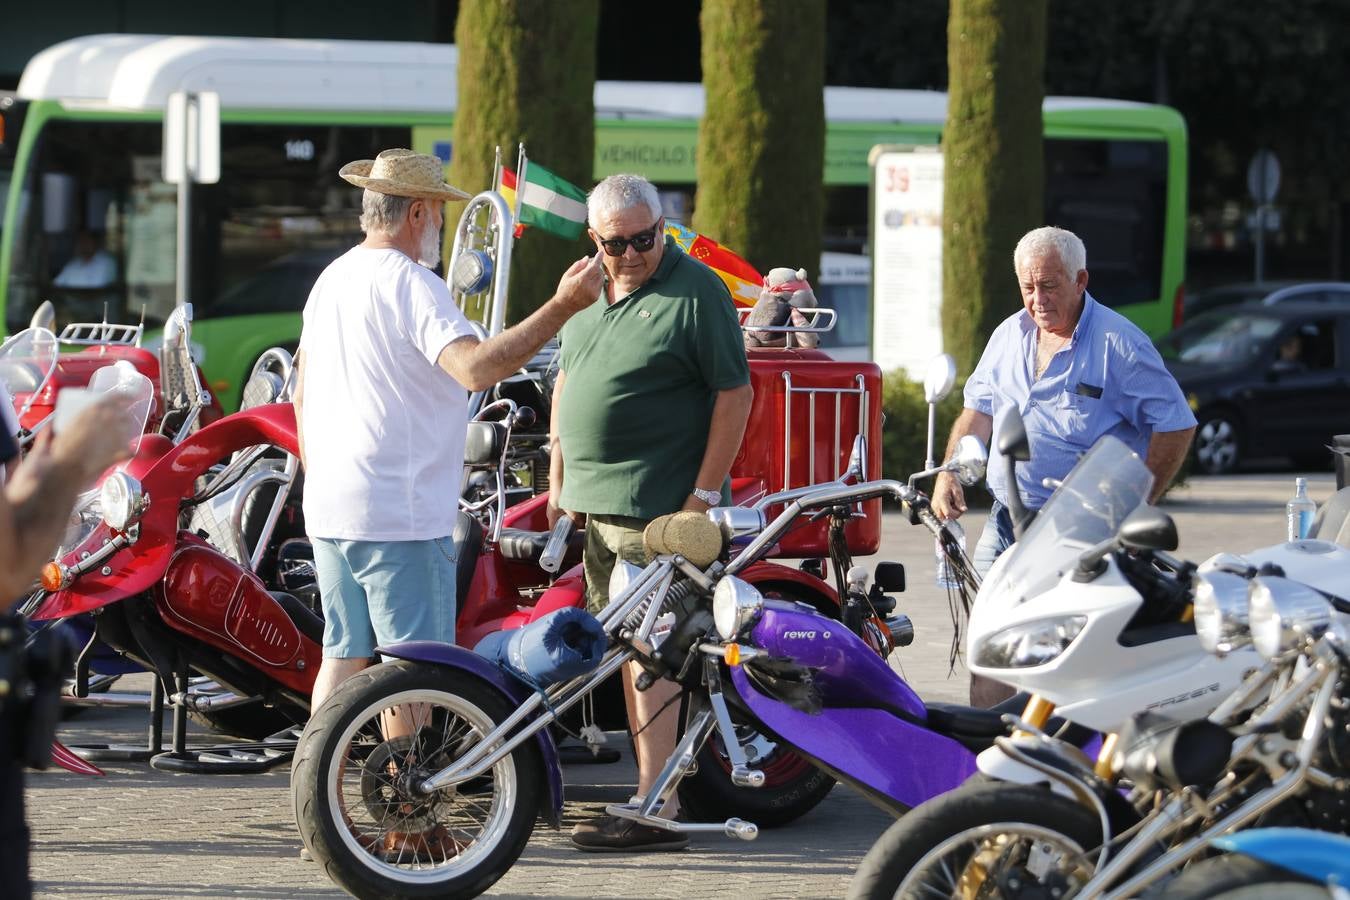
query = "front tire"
(291, 660, 543, 899)
(847, 781, 1101, 900)
(1158, 854, 1326, 899)
(675, 701, 835, 828)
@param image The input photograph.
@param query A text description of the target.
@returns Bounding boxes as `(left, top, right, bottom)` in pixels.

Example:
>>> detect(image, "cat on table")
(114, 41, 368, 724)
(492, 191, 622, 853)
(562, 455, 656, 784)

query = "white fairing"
(969, 556, 1258, 733)
(1236, 541, 1350, 598)
(966, 436, 1256, 735)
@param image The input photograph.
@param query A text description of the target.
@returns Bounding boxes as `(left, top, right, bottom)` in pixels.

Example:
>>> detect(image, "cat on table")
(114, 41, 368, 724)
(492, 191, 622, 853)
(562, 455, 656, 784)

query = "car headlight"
(973, 615, 1087, 669)
(608, 559, 645, 602)
(99, 473, 147, 531)
(713, 576, 764, 641)
(1192, 571, 1252, 655)
(1248, 575, 1333, 660)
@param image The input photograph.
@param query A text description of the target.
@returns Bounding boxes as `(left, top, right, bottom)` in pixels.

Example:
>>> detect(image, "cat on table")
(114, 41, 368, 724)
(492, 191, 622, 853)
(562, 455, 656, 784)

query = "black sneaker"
(570, 814, 689, 853)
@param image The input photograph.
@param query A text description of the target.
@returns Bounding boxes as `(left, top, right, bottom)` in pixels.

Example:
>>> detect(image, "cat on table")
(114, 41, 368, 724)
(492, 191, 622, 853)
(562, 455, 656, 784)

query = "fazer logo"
(783, 630, 818, 640)
(1145, 682, 1220, 711)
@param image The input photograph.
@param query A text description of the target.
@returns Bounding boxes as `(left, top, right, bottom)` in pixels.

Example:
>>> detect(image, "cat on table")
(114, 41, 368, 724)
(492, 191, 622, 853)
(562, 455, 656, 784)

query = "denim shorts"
(312, 535, 459, 659)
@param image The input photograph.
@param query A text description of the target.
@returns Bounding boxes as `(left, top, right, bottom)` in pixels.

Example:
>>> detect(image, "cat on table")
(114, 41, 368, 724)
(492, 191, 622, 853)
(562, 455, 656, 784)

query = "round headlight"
(1192, 571, 1251, 655)
(608, 559, 644, 603)
(712, 576, 764, 641)
(1248, 575, 1333, 660)
(99, 473, 146, 531)
(972, 615, 1087, 670)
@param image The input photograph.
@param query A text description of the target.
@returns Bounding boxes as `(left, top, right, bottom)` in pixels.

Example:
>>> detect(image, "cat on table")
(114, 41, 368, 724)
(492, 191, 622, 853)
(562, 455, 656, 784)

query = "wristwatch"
(690, 486, 722, 507)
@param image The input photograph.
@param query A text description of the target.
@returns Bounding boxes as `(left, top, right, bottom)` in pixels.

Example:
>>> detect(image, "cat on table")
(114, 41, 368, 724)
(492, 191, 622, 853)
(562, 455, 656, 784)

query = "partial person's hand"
(48, 395, 136, 482)
(546, 498, 585, 530)
(930, 471, 967, 521)
(682, 494, 712, 513)
(554, 252, 605, 313)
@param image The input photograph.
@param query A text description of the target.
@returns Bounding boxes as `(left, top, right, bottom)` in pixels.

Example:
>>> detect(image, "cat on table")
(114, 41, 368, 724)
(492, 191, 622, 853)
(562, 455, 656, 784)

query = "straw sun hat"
(339, 148, 470, 201)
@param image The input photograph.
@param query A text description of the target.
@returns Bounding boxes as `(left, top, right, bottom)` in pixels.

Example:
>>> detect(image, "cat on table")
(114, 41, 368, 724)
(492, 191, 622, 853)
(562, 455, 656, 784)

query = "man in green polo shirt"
(548, 173, 753, 852)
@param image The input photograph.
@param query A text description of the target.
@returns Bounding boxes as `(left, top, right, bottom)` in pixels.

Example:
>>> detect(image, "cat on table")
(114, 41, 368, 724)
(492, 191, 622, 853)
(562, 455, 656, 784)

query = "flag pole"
(491, 145, 503, 194)
(513, 142, 528, 227)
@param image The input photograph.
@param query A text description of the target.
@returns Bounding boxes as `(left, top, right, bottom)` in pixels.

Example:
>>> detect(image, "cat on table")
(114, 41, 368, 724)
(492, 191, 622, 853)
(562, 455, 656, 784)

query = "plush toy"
(743, 267, 823, 349)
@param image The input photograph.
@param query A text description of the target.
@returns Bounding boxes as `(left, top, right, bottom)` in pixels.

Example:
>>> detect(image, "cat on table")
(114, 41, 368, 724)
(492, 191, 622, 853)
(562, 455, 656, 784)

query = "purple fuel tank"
(750, 601, 928, 720)
(734, 600, 977, 810)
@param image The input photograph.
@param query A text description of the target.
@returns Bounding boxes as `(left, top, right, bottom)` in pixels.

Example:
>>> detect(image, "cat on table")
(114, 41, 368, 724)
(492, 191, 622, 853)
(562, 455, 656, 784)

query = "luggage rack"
(58, 321, 145, 347)
(736, 307, 838, 337)
(781, 371, 870, 490)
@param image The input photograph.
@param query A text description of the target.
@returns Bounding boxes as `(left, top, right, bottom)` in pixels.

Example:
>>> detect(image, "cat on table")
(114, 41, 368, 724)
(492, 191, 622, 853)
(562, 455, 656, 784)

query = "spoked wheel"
(676, 698, 834, 828)
(1194, 411, 1242, 475)
(848, 782, 1102, 900)
(898, 822, 1094, 899)
(291, 660, 543, 899)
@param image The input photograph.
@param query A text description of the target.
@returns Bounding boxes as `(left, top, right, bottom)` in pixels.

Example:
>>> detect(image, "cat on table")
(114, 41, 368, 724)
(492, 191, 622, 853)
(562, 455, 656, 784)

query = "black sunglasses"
(597, 222, 661, 257)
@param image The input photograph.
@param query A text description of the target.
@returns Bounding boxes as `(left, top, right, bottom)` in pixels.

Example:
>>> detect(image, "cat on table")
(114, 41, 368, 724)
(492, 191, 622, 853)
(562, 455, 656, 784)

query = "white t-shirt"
(299, 246, 477, 541)
(54, 251, 118, 288)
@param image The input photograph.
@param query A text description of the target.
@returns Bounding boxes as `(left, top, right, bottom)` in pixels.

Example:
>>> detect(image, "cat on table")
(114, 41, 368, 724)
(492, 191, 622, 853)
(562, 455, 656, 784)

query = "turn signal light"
(40, 562, 67, 591)
(725, 643, 741, 666)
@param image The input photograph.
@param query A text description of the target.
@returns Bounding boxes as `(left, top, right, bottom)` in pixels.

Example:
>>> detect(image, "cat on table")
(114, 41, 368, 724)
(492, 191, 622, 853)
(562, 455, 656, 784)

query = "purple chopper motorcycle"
(290, 438, 1006, 900)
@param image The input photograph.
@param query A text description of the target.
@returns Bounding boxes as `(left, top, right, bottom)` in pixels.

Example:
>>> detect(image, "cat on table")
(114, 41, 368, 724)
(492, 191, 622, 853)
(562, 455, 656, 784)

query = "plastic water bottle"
(1286, 477, 1316, 542)
(539, 516, 574, 574)
(935, 520, 965, 589)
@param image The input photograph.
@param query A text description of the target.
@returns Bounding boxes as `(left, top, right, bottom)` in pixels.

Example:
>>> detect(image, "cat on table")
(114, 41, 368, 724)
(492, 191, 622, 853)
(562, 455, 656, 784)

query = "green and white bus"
(0, 34, 1186, 408)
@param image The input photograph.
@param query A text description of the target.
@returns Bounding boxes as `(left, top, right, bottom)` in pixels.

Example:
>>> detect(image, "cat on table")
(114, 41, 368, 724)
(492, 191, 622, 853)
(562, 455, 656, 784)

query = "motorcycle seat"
(925, 692, 1095, 753)
(269, 591, 324, 646)
(496, 527, 584, 563)
(924, 694, 1024, 740)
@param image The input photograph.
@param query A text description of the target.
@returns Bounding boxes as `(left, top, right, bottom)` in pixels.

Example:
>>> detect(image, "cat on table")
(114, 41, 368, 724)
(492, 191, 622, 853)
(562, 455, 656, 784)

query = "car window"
(1276, 319, 1338, 370)
(1160, 312, 1282, 365)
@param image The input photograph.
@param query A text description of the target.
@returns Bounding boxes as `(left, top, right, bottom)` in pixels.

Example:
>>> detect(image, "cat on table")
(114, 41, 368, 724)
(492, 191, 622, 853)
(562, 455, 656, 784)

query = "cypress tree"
(450, 1, 598, 326)
(693, 0, 826, 276)
(943, 0, 1046, 372)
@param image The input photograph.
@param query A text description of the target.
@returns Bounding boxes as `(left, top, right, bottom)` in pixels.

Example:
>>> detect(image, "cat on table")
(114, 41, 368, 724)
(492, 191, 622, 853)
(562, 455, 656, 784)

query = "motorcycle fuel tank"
(749, 600, 927, 720)
(156, 539, 319, 692)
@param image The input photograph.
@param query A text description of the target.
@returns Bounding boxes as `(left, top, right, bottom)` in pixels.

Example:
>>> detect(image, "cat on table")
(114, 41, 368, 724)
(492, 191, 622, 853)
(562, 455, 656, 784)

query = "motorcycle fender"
(975, 743, 1080, 801)
(727, 664, 976, 812)
(740, 561, 840, 609)
(377, 640, 564, 825)
(1213, 828, 1350, 887)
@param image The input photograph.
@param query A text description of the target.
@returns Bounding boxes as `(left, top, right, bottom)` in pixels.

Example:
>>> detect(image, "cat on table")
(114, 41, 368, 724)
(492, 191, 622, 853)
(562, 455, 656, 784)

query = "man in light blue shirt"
(932, 226, 1196, 578)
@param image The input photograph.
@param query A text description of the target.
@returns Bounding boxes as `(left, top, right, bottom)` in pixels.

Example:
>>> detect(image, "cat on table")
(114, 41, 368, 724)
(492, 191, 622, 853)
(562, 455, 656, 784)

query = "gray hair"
(587, 174, 661, 227)
(1014, 226, 1087, 279)
(358, 189, 415, 235)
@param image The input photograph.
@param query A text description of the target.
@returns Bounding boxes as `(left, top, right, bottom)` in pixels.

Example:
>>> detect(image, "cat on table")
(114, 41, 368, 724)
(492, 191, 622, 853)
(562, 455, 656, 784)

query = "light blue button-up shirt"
(966, 293, 1197, 509)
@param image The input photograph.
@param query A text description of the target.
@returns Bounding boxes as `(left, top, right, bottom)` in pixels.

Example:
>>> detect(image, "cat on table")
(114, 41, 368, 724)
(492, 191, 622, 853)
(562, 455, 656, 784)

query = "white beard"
(417, 220, 442, 269)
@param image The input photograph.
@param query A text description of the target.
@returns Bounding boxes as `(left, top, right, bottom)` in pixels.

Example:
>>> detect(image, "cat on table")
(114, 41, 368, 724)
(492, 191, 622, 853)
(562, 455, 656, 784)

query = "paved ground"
(25, 471, 1333, 899)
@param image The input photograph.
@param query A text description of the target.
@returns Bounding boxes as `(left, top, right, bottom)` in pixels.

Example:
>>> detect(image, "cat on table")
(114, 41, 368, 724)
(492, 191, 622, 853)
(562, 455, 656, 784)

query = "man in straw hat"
(295, 149, 603, 716)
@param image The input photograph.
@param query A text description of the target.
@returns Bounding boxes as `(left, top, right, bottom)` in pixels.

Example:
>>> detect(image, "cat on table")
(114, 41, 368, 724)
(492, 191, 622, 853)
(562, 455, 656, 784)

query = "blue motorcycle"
(1161, 828, 1350, 898)
(290, 442, 1007, 900)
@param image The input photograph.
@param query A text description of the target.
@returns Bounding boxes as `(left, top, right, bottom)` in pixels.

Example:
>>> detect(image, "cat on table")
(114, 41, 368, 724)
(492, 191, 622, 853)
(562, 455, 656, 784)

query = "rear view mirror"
(923, 355, 958, 404)
(29, 301, 56, 332)
(1117, 505, 1179, 552)
(948, 435, 988, 486)
(996, 411, 1031, 461)
(874, 561, 906, 593)
(844, 434, 867, 482)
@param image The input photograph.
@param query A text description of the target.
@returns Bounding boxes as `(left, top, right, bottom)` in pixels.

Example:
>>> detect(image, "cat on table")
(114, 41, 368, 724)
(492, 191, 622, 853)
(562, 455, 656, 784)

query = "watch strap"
(691, 486, 722, 506)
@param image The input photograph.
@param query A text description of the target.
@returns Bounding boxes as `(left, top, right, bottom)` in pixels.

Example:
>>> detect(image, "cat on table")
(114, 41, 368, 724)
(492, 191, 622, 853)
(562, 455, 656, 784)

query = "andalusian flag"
(499, 162, 588, 240)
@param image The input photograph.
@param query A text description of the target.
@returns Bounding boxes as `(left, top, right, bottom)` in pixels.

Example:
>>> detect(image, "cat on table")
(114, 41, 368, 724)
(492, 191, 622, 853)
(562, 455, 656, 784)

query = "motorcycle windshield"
(0, 326, 59, 421)
(56, 362, 155, 555)
(978, 435, 1153, 607)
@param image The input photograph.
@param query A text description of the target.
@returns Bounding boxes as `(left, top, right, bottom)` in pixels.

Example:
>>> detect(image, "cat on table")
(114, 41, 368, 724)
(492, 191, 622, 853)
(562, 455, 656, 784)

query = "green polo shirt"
(557, 235, 750, 519)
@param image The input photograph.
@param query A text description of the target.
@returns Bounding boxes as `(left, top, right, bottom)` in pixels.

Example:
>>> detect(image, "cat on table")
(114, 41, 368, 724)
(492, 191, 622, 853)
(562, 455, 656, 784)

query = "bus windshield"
(6, 119, 410, 333)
